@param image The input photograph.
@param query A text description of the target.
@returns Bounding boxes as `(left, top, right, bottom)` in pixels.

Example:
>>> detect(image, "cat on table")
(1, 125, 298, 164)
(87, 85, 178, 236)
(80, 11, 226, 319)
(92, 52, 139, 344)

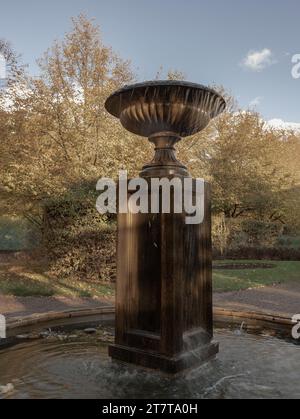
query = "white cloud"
(242, 48, 276, 72)
(266, 118, 300, 131)
(249, 96, 263, 108)
(232, 112, 300, 132)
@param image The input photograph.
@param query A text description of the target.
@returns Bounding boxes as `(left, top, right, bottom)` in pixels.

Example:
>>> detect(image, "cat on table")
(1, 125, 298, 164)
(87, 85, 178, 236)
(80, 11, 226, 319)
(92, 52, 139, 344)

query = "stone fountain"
(105, 80, 226, 373)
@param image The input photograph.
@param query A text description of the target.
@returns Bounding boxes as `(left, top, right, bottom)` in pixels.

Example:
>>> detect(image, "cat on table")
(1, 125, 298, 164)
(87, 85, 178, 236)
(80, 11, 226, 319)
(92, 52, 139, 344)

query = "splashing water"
(0, 329, 299, 399)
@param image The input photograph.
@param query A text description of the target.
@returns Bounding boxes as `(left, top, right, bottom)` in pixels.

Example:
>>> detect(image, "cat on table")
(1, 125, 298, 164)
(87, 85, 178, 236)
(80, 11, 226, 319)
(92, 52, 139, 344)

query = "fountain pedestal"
(105, 81, 225, 373)
(109, 180, 218, 373)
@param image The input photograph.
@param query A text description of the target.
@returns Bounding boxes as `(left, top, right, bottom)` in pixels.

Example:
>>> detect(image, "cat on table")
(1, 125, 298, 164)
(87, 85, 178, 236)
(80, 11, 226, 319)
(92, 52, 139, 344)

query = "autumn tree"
(1, 17, 299, 238)
(0, 15, 151, 219)
(207, 112, 299, 222)
(0, 40, 29, 216)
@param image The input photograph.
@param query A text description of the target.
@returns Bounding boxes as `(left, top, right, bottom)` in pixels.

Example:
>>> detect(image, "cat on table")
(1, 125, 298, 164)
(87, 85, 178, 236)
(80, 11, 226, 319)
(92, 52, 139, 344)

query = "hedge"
(42, 194, 117, 282)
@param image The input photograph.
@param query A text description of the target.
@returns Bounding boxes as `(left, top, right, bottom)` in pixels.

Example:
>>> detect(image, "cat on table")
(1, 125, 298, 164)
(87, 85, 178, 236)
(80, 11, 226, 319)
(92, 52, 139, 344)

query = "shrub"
(213, 246, 300, 261)
(42, 193, 117, 282)
(212, 216, 294, 260)
(238, 219, 284, 248)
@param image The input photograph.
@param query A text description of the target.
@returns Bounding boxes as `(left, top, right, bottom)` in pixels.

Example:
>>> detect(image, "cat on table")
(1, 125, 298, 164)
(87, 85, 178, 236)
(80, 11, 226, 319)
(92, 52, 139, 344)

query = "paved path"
(0, 296, 111, 319)
(0, 281, 299, 319)
(214, 281, 300, 317)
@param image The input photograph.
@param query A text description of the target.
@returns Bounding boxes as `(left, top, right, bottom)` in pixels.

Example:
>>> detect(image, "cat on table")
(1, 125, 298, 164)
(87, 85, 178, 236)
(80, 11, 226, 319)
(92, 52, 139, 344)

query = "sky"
(0, 0, 300, 124)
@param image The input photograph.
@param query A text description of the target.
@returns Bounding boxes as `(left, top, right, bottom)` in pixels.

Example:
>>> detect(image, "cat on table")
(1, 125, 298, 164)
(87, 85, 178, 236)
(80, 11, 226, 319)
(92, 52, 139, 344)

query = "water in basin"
(0, 329, 299, 399)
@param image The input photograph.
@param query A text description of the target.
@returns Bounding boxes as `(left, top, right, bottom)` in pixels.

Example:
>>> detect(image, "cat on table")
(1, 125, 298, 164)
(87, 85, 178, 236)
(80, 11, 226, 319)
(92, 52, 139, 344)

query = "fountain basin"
(105, 80, 226, 138)
(0, 327, 299, 399)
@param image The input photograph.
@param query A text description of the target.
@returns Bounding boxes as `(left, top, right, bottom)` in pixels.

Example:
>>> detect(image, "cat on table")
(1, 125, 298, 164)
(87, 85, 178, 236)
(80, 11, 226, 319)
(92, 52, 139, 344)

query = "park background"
(0, 12, 299, 301)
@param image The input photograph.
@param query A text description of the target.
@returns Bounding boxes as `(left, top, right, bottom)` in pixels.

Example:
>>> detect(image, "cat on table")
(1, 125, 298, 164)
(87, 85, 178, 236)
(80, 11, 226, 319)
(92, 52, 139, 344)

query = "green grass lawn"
(213, 260, 300, 292)
(0, 258, 299, 297)
(0, 261, 114, 298)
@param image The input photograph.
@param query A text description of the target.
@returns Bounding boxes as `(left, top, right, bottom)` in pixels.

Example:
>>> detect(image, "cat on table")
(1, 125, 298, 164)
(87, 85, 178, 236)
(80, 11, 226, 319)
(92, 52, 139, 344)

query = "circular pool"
(0, 328, 299, 399)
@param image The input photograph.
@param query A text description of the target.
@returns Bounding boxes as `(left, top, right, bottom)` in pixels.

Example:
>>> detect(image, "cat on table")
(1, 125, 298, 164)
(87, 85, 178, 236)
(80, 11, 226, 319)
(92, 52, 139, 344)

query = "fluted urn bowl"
(105, 80, 226, 138)
(105, 80, 226, 177)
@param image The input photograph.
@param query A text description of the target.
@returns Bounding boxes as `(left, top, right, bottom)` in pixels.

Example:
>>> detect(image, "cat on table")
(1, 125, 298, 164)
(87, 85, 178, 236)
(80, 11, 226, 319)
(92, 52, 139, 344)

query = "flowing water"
(0, 329, 299, 399)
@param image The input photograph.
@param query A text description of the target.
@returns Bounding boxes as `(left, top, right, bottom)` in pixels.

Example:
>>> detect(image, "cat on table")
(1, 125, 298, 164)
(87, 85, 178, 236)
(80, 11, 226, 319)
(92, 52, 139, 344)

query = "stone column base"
(109, 342, 219, 374)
